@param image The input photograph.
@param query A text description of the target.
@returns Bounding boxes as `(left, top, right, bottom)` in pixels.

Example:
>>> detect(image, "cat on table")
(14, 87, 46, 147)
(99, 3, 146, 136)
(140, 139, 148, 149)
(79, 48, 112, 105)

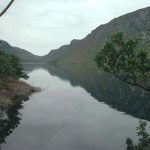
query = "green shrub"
(126, 120, 150, 150)
(0, 50, 28, 89)
(95, 32, 150, 92)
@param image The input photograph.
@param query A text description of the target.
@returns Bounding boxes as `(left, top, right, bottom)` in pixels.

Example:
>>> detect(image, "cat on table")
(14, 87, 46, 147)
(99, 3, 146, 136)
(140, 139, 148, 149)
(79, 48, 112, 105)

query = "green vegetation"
(0, 50, 28, 89)
(95, 32, 150, 92)
(126, 120, 150, 150)
(0, 50, 40, 109)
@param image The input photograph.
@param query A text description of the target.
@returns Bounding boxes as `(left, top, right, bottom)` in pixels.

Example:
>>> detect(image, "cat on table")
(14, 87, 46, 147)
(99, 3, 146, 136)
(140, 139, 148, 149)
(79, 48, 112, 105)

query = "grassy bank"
(0, 80, 40, 110)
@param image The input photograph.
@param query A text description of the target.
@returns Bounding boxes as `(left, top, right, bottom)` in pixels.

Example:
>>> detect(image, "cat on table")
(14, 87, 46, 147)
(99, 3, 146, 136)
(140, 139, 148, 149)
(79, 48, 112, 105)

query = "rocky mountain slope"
(44, 6, 150, 65)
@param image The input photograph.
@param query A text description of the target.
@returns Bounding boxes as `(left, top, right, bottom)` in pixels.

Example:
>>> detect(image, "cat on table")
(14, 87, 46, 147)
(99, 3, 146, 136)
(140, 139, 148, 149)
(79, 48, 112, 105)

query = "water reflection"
(0, 102, 24, 147)
(23, 63, 150, 121)
(0, 64, 150, 149)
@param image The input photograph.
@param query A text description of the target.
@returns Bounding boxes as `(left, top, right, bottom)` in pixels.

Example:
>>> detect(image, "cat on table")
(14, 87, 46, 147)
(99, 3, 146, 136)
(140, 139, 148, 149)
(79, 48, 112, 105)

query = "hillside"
(0, 40, 42, 62)
(44, 6, 150, 65)
(1, 6, 150, 65)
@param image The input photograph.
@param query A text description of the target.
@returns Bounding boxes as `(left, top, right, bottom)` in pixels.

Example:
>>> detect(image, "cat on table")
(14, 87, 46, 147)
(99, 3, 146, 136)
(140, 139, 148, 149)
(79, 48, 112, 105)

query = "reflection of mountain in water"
(24, 63, 150, 121)
(0, 63, 149, 149)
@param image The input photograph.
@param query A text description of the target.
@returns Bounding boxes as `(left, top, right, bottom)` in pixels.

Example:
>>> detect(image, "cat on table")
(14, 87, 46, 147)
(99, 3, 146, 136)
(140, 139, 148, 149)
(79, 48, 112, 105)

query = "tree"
(95, 32, 150, 92)
(0, 0, 15, 17)
(126, 120, 150, 150)
(0, 50, 28, 89)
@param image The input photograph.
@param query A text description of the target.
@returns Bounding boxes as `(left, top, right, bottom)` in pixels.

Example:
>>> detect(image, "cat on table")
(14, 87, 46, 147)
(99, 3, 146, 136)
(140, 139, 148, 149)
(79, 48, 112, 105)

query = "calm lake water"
(0, 64, 150, 150)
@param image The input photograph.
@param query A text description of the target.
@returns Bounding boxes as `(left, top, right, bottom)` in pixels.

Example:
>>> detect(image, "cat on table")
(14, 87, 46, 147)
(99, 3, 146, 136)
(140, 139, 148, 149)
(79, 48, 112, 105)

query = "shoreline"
(0, 80, 40, 110)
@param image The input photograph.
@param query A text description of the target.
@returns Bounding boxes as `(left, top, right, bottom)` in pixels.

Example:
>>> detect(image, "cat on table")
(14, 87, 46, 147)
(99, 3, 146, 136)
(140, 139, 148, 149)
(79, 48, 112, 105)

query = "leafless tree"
(0, 0, 14, 17)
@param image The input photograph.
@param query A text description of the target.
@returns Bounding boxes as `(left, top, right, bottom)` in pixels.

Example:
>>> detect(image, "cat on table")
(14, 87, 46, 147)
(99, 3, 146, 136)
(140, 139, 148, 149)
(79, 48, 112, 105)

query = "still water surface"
(0, 65, 150, 150)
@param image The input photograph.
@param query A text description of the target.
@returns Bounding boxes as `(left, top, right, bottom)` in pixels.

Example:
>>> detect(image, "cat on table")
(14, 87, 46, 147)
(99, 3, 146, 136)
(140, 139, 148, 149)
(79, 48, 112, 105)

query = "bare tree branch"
(0, 0, 14, 17)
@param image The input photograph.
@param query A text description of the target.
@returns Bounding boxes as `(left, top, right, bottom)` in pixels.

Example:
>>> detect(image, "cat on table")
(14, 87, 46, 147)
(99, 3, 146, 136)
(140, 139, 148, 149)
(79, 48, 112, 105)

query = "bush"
(0, 50, 28, 88)
(126, 120, 150, 150)
(95, 32, 150, 92)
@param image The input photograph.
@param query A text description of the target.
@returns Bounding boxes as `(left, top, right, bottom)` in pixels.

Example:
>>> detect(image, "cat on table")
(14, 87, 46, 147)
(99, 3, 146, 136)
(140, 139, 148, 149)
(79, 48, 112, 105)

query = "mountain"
(0, 40, 42, 62)
(1, 7, 150, 64)
(44, 6, 150, 66)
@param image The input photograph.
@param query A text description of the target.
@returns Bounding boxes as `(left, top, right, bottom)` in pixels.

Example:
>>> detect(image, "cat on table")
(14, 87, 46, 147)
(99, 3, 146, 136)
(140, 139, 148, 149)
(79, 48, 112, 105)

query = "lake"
(0, 64, 150, 150)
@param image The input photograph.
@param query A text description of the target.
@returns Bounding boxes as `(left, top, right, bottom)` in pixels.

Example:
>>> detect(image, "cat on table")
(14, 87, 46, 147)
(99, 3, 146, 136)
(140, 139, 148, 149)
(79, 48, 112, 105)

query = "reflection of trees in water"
(22, 64, 150, 121)
(0, 101, 24, 146)
(45, 64, 150, 121)
(89, 74, 150, 120)
(22, 63, 150, 120)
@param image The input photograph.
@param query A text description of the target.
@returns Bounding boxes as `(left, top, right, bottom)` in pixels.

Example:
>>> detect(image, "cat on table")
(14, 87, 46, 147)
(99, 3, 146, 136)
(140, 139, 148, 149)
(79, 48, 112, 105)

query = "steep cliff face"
(44, 6, 150, 65)
(0, 40, 42, 62)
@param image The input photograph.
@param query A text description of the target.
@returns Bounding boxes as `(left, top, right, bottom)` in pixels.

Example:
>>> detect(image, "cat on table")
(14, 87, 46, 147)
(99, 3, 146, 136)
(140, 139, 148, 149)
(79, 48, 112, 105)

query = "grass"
(0, 80, 40, 110)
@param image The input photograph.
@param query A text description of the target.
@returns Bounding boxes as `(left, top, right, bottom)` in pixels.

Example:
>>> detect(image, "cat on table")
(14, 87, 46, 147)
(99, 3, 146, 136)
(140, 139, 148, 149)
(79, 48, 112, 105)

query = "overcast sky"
(0, 0, 150, 55)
